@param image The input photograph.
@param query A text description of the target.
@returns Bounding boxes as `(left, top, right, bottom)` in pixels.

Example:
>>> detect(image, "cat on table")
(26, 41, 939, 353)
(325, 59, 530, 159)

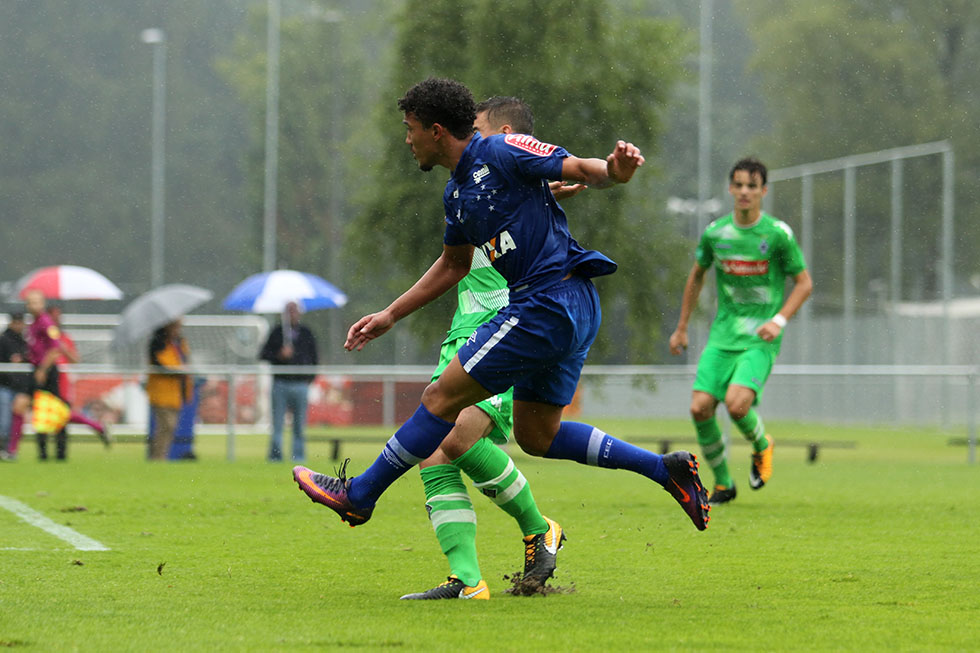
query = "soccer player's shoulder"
(764, 213, 796, 240)
(704, 213, 733, 234)
(500, 133, 559, 158)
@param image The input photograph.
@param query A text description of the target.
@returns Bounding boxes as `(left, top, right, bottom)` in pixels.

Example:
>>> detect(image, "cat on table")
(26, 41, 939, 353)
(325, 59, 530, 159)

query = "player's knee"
(420, 381, 458, 421)
(726, 401, 749, 420)
(690, 401, 713, 422)
(724, 391, 753, 419)
(513, 430, 550, 457)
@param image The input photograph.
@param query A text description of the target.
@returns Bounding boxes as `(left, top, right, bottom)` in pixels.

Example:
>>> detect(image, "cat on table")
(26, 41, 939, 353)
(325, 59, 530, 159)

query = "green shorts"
(432, 336, 513, 444)
(693, 345, 776, 405)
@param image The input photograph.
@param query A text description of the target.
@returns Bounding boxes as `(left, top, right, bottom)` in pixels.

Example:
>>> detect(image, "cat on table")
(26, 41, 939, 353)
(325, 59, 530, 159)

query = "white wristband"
(771, 314, 787, 328)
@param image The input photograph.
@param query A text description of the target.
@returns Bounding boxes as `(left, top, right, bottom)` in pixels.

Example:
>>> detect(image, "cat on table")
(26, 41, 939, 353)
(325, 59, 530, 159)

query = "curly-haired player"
(293, 78, 709, 588)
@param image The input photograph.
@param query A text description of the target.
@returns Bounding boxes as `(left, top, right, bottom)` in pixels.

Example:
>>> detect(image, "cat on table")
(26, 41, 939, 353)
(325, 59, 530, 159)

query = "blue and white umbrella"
(222, 270, 348, 313)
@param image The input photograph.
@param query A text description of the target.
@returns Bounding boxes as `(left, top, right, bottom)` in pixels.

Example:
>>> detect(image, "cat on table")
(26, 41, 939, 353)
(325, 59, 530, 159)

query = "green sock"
(453, 437, 548, 537)
(734, 409, 770, 453)
(695, 417, 733, 488)
(419, 464, 481, 587)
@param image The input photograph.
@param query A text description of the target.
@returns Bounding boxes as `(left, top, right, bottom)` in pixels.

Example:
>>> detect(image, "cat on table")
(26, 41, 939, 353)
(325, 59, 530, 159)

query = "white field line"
(0, 495, 110, 551)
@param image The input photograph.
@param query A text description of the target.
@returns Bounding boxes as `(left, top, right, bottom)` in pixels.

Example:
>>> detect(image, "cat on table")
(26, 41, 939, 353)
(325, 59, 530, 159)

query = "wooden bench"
(312, 434, 856, 463)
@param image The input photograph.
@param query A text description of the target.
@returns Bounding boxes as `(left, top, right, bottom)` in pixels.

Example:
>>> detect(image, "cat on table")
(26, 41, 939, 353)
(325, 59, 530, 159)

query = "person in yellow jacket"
(146, 320, 191, 460)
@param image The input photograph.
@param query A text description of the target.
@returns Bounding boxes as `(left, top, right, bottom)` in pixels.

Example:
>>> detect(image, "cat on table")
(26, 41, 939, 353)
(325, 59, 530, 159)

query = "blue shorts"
(456, 275, 600, 406)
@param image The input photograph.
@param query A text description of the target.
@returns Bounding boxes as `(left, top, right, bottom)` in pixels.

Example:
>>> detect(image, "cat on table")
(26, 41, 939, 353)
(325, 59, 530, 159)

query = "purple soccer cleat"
(292, 459, 373, 527)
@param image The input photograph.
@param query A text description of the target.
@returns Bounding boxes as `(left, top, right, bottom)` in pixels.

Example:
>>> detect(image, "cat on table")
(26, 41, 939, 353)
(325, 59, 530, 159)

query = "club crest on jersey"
(759, 239, 770, 254)
(480, 230, 517, 262)
(473, 165, 490, 184)
(504, 133, 557, 157)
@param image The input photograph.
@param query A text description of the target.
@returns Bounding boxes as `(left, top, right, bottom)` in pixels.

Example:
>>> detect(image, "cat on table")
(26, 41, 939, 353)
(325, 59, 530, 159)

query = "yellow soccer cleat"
(749, 436, 773, 489)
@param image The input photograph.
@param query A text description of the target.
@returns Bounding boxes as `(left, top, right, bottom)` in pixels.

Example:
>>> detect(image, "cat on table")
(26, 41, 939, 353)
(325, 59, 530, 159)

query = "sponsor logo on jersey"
(473, 164, 490, 184)
(504, 133, 557, 157)
(479, 230, 517, 262)
(719, 259, 769, 276)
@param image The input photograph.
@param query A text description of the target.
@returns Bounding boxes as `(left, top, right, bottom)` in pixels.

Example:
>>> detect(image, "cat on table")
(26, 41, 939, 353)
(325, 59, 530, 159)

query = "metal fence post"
(382, 378, 395, 427)
(968, 370, 977, 465)
(226, 372, 237, 461)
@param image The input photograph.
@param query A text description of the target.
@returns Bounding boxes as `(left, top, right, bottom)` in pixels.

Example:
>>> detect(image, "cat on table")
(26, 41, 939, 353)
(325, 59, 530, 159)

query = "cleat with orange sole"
(662, 451, 710, 531)
(292, 459, 374, 526)
(749, 436, 773, 490)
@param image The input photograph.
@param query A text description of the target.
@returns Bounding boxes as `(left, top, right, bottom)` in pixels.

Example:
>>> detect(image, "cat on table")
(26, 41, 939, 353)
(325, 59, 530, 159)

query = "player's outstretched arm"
(344, 244, 474, 352)
(561, 140, 645, 189)
(669, 263, 707, 356)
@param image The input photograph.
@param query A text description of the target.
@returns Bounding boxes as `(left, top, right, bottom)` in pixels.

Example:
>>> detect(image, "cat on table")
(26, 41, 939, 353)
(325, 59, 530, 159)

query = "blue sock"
(545, 421, 668, 484)
(348, 404, 454, 507)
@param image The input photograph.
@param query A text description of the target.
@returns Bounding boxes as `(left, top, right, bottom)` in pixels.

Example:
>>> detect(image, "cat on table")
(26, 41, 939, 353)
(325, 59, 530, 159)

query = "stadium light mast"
(690, 0, 713, 360)
(141, 28, 167, 288)
(697, 0, 713, 239)
(262, 0, 281, 273)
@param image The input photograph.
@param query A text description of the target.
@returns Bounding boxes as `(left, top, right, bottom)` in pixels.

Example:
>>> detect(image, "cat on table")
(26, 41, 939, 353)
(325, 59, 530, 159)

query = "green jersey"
(696, 212, 806, 353)
(443, 248, 509, 343)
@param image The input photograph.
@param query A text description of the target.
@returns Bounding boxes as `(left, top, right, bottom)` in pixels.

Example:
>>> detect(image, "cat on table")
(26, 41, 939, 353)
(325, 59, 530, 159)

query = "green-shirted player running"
(669, 157, 813, 505)
(401, 97, 585, 600)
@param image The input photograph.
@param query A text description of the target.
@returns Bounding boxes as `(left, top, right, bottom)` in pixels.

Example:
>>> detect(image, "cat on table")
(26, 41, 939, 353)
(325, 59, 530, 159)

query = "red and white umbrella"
(13, 265, 123, 301)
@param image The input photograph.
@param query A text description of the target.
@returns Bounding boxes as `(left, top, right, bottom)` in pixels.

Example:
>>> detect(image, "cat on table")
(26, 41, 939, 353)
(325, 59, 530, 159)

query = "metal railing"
(1, 363, 975, 464)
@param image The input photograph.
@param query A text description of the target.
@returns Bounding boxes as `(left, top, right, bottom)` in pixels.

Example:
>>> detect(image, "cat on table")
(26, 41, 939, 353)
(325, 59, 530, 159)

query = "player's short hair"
(398, 78, 476, 140)
(730, 157, 768, 186)
(8, 312, 24, 322)
(475, 96, 535, 135)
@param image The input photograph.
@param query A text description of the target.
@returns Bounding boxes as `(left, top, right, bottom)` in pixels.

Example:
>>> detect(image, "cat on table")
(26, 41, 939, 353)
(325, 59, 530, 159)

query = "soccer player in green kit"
(401, 97, 586, 600)
(669, 157, 812, 505)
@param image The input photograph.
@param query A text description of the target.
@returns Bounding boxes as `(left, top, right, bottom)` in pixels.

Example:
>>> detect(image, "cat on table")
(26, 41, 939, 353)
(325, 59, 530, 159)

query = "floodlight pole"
(695, 0, 713, 359)
(141, 28, 167, 288)
(262, 0, 281, 273)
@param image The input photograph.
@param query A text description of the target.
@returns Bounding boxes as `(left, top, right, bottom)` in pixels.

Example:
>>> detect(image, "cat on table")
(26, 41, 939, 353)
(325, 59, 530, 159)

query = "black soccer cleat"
(662, 451, 710, 531)
(520, 516, 566, 591)
(708, 483, 737, 505)
(400, 576, 489, 600)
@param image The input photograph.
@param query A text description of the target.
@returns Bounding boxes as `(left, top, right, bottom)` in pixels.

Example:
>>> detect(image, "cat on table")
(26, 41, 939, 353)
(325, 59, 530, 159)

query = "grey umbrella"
(113, 284, 213, 347)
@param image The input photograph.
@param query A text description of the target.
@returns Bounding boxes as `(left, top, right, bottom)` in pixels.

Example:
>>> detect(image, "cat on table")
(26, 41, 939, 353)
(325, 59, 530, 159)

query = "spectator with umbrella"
(113, 284, 212, 460)
(224, 270, 344, 463)
(258, 301, 318, 462)
(146, 320, 192, 461)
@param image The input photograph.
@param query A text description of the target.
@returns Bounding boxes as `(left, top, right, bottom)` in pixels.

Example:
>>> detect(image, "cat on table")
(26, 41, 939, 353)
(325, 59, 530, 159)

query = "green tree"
(348, 0, 690, 363)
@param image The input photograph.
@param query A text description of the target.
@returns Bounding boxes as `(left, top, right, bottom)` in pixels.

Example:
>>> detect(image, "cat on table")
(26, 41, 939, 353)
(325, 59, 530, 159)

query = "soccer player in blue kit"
(294, 77, 710, 534)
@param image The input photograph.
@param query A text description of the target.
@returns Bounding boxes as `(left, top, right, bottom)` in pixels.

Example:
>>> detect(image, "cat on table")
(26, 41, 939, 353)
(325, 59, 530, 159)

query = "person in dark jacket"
(0, 313, 32, 460)
(259, 301, 318, 462)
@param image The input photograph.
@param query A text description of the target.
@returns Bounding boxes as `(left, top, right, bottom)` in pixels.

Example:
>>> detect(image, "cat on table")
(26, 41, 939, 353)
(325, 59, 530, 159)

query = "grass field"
(1, 419, 978, 651)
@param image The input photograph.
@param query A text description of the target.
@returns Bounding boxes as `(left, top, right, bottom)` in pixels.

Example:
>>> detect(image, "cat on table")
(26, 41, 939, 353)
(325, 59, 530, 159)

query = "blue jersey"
(442, 133, 616, 301)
